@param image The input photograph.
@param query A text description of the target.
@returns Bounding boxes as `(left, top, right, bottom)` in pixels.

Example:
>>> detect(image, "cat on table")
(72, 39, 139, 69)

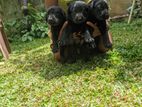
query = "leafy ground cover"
(0, 19, 142, 106)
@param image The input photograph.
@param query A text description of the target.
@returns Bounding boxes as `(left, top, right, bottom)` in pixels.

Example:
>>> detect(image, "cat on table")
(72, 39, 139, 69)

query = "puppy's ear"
(104, 0, 108, 3)
(67, 2, 73, 15)
(90, 0, 98, 8)
(90, 0, 94, 8)
(61, 10, 66, 18)
(45, 12, 48, 22)
(86, 5, 90, 12)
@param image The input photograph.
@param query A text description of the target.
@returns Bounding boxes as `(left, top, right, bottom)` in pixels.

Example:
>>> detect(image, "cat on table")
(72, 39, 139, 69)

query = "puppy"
(60, 1, 95, 47)
(46, 6, 66, 53)
(58, 1, 97, 63)
(89, 0, 112, 48)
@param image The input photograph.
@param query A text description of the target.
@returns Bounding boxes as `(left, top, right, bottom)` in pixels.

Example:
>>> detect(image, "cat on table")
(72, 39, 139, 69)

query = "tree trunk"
(45, 0, 58, 9)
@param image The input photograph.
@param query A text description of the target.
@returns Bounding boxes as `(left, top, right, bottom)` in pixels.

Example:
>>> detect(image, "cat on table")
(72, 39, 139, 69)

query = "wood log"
(45, 0, 58, 9)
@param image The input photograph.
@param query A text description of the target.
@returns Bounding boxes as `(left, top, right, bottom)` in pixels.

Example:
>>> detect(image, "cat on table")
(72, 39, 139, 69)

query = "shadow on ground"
(6, 20, 142, 82)
(13, 44, 120, 80)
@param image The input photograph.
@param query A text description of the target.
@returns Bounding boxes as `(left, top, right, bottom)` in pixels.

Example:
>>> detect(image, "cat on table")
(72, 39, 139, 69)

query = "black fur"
(89, 0, 112, 48)
(60, 1, 95, 46)
(59, 1, 97, 63)
(46, 6, 66, 53)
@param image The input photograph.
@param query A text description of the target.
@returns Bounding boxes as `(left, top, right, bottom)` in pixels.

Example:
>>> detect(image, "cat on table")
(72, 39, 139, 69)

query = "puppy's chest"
(71, 24, 86, 33)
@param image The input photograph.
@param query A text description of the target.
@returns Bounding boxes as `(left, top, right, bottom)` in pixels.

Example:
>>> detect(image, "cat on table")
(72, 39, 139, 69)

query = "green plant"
(4, 3, 48, 42)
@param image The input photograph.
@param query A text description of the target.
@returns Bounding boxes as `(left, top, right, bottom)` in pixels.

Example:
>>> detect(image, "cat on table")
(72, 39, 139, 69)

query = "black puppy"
(89, 0, 112, 48)
(59, 1, 97, 63)
(46, 6, 66, 53)
(60, 1, 95, 47)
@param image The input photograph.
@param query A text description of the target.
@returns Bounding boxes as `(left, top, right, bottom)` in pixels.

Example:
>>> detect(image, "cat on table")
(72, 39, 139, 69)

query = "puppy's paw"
(104, 42, 112, 49)
(103, 38, 112, 49)
(84, 37, 94, 43)
(102, 33, 113, 49)
(52, 43, 59, 53)
(58, 40, 66, 46)
(90, 42, 96, 48)
(86, 41, 96, 49)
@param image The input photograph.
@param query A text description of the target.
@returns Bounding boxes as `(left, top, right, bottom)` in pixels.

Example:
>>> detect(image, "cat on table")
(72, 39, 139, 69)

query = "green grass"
(0, 19, 142, 107)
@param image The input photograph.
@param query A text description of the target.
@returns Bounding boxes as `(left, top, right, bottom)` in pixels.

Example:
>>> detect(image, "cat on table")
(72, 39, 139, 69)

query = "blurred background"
(0, 0, 133, 20)
(0, 0, 141, 42)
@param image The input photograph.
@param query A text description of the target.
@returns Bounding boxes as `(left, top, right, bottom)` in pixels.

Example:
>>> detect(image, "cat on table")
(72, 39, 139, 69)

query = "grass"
(0, 19, 142, 106)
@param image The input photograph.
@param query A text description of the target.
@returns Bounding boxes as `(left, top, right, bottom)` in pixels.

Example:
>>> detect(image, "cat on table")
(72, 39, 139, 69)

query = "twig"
(109, 14, 129, 20)
(128, 0, 136, 24)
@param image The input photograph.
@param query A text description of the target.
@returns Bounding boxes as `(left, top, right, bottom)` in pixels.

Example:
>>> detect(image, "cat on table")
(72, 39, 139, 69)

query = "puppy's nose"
(76, 13, 84, 21)
(77, 16, 83, 21)
(76, 16, 83, 21)
(48, 16, 53, 22)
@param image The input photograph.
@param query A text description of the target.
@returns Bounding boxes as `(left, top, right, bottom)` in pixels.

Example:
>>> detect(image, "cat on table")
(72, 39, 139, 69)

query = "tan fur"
(54, 50, 61, 62)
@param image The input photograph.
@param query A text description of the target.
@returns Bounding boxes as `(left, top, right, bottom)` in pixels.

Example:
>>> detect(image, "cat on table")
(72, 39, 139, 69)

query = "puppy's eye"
(98, 5, 104, 10)
(103, 3, 109, 9)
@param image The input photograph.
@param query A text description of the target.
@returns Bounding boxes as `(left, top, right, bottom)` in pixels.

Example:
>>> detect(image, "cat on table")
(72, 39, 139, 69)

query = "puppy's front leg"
(51, 28, 60, 53)
(98, 21, 112, 48)
(83, 29, 96, 48)
(59, 25, 72, 46)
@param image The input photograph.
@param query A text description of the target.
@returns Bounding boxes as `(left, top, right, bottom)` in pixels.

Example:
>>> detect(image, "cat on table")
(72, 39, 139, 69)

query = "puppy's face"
(68, 1, 89, 24)
(46, 6, 66, 26)
(91, 0, 109, 20)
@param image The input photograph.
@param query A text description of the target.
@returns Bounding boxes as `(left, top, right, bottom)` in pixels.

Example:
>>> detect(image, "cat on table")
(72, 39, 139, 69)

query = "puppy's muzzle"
(47, 15, 58, 25)
(103, 13, 109, 19)
(75, 13, 86, 23)
(102, 10, 109, 19)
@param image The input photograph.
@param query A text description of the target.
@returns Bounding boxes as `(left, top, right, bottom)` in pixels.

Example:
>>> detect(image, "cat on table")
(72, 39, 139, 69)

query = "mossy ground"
(0, 19, 142, 106)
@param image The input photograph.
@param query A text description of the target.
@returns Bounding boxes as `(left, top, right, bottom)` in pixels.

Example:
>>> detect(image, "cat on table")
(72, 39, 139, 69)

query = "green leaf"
(28, 36, 33, 41)
(22, 35, 28, 42)
(41, 33, 46, 38)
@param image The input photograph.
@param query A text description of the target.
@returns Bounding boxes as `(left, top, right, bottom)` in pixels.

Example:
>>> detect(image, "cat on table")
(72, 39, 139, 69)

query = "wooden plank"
(0, 32, 9, 59)
(0, 18, 11, 59)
